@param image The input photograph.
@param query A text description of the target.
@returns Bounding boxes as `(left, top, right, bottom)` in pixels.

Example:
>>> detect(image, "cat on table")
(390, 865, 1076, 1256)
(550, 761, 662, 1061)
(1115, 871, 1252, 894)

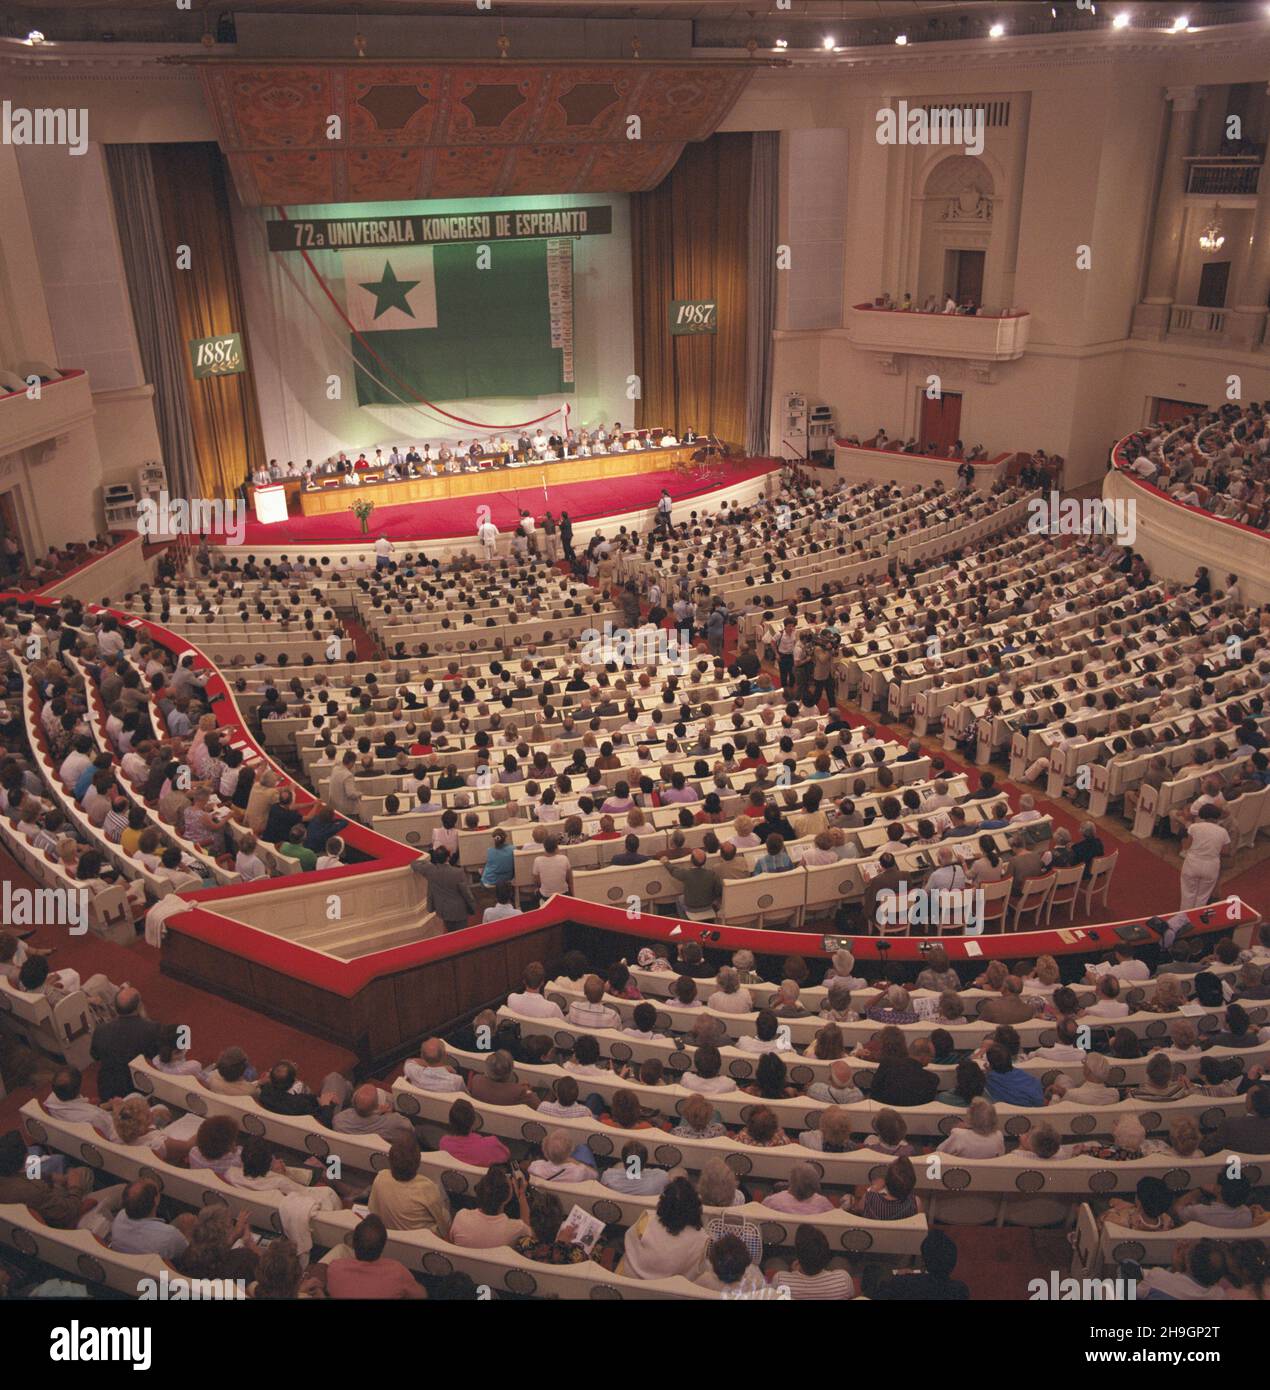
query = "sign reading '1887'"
(189, 333, 245, 380)
(669, 300, 718, 336)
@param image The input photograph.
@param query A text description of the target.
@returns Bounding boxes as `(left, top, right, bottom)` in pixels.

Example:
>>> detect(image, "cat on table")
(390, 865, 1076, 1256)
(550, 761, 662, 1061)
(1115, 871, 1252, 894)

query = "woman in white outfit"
(1179, 803, 1231, 910)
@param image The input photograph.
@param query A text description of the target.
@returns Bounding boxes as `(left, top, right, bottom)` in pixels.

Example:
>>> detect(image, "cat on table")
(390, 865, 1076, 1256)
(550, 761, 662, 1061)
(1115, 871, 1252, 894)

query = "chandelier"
(1198, 206, 1226, 254)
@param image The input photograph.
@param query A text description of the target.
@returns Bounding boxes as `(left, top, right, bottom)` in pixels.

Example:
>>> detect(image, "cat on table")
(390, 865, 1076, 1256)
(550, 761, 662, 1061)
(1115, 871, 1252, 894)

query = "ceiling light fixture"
(1198, 207, 1226, 254)
(25, 29, 45, 44)
(895, 33, 908, 45)
(1171, 14, 1189, 30)
(823, 35, 836, 50)
(1112, 12, 1131, 28)
(775, 37, 788, 49)
(989, 22, 1006, 38)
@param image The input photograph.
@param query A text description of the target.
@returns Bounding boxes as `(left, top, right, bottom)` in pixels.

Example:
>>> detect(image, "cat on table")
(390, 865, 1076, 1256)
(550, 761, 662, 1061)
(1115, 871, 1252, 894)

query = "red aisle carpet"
(230, 458, 781, 546)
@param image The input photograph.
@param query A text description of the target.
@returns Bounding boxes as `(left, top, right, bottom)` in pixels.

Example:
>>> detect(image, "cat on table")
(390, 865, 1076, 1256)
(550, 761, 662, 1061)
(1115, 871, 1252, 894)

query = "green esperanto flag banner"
(344, 239, 572, 406)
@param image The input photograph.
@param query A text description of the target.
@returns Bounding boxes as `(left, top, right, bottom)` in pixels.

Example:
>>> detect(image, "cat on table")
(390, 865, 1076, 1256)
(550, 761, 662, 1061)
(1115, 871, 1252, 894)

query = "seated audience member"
(469, 1049, 540, 1108)
(508, 961, 564, 1019)
(566, 974, 621, 1030)
(439, 1098, 512, 1167)
(512, 1189, 590, 1265)
(762, 1161, 835, 1215)
(110, 1177, 192, 1259)
(681, 1043, 736, 1094)
(323, 1214, 425, 1298)
(851, 1156, 922, 1220)
(982, 1043, 1045, 1107)
(403, 1037, 466, 1092)
(601, 1139, 673, 1197)
(936, 1097, 1005, 1158)
(449, 1166, 532, 1249)
(772, 1225, 855, 1300)
(369, 1134, 451, 1235)
(874, 1230, 969, 1301)
(621, 1177, 708, 1280)
(528, 1129, 598, 1183)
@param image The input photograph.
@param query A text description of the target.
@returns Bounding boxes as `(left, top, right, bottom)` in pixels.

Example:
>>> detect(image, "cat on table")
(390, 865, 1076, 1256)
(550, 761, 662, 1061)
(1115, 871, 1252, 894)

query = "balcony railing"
(1168, 304, 1226, 337)
(847, 305, 1030, 362)
(1185, 157, 1261, 197)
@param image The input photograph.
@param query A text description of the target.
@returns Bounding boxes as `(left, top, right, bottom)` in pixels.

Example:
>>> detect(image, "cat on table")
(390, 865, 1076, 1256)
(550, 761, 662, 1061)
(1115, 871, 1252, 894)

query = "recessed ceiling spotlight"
(895, 33, 908, 45)
(989, 22, 1006, 38)
(1171, 14, 1189, 30)
(822, 35, 836, 50)
(1112, 12, 1131, 28)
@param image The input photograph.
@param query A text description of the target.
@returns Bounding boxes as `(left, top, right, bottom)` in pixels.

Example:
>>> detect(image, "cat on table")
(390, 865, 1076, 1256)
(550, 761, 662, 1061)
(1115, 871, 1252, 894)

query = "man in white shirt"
(374, 535, 395, 571)
(1084, 945, 1150, 985)
(327, 752, 364, 823)
(402, 1038, 466, 1092)
(507, 962, 563, 1019)
(565, 975, 620, 1030)
(45, 1068, 119, 1141)
(532, 429, 550, 457)
(478, 518, 500, 564)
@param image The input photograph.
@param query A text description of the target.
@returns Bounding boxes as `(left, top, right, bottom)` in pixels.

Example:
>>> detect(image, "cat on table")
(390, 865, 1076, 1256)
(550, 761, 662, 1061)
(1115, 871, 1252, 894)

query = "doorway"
(944, 249, 985, 307)
(1149, 397, 1207, 426)
(0, 486, 26, 575)
(920, 390, 963, 456)
(1197, 261, 1230, 308)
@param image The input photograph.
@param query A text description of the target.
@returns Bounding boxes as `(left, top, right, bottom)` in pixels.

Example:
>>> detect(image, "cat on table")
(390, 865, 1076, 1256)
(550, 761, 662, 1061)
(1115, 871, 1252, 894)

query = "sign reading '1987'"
(669, 299, 718, 335)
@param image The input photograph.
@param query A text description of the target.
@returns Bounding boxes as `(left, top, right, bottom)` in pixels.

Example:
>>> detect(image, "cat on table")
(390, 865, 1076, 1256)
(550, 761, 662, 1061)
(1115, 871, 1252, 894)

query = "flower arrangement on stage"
(352, 498, 375, 534)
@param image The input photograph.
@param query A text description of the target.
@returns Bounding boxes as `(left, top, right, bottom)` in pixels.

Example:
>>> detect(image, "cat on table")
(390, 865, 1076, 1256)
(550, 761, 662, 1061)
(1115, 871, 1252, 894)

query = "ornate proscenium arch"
(191, 61, 755, 205)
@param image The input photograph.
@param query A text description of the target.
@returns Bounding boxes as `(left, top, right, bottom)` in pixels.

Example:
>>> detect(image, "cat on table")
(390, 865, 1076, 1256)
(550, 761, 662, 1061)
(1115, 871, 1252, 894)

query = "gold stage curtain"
(631, 133, 751, 449)
(150, 143, 266, 501)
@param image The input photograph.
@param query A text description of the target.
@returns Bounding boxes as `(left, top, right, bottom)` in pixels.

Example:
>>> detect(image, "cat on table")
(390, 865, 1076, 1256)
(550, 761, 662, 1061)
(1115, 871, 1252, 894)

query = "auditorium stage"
(230, 457, 781, 546)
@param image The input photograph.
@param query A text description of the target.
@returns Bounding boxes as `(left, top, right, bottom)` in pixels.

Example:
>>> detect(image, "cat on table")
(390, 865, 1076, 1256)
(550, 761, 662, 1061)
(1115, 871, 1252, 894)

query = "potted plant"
(352, 497, 375, 535)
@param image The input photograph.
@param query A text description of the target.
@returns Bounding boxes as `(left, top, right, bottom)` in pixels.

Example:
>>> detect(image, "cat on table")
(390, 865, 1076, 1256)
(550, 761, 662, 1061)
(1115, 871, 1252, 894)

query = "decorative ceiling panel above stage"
(193, 61, 753, 205)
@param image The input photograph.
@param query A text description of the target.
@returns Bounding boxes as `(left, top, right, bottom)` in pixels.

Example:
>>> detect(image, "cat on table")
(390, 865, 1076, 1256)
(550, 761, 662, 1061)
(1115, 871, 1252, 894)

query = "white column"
(1132, 86, 1199, 340)
(1224, 84, 1270, 353)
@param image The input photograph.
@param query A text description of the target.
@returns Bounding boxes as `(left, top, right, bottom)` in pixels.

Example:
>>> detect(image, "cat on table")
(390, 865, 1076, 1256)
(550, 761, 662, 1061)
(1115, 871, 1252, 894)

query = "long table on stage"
(295, 446, 700, 516)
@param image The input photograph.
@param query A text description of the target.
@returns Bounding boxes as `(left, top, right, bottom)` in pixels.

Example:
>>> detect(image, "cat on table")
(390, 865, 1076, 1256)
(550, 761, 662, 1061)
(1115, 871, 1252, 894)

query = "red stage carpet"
(231, 458, 782, 546)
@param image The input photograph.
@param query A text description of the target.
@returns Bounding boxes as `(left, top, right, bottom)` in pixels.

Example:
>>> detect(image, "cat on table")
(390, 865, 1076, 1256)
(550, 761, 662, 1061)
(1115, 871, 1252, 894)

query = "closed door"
(955, 250, 985, 305)
(920, 391, 963, 456)
(1197, 260, 1230, 308)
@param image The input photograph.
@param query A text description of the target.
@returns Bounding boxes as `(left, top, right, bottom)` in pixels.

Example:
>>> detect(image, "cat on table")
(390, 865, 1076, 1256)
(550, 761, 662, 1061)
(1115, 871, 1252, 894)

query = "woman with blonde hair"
(1143, 1112, 1202, 1160)
(626, 806, 647, 830)
(1139, 977, 1185, 1018)
(1164, 1017, 1200, 1053)
(825, 948, 863, 988)
(936, 1096, 1004, 1158)
(801, 1104, 856, 1154)
(1023, 954, 1061, 995)
(730, 814, 760, 850)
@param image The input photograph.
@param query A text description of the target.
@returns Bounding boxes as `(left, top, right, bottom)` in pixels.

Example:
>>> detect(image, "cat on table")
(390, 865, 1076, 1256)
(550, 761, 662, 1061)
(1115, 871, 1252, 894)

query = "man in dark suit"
(1201, 1084, 1270, 1155)
(89, 988, 162, 1103)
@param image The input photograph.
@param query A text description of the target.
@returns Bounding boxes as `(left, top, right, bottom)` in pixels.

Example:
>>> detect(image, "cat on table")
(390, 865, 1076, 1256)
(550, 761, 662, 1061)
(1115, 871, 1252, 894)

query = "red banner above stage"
(193, 60, 753, 206)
